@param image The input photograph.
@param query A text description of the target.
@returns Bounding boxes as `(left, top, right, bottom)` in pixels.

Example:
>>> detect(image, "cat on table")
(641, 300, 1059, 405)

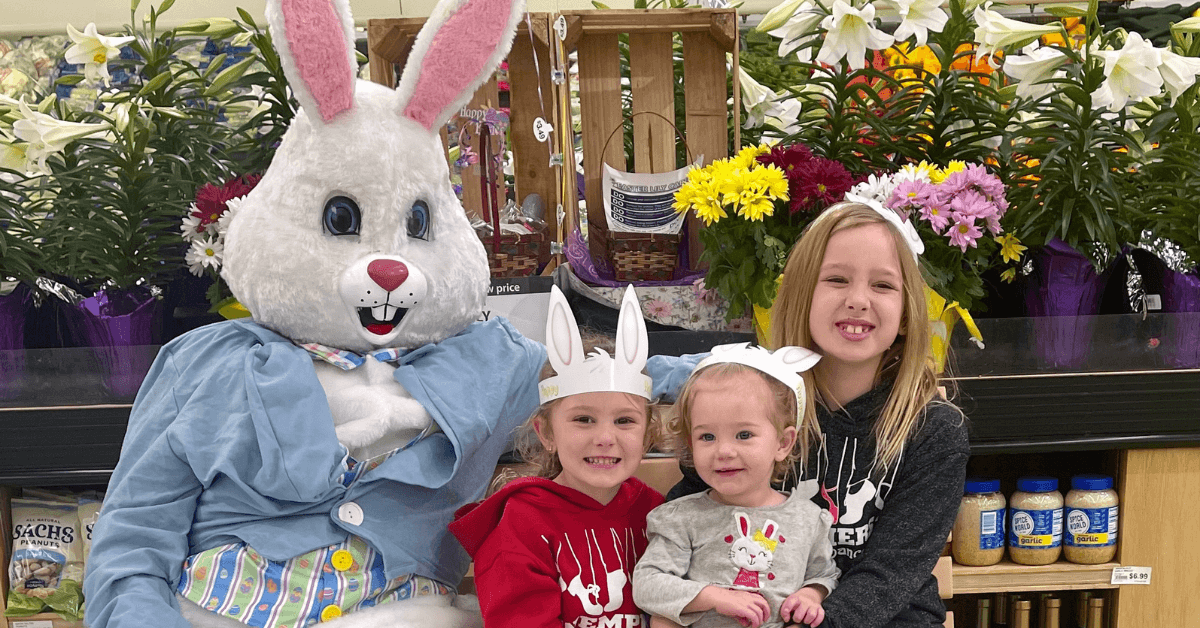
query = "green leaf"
(204, 57, 256, 97)
(158, 0, 176, 14)
(591, 1, 611, 8)
(237, 7, 258, 29)
(56, 74, 86, 86)
(131, 0, 142, 11)
(203, 54, 228, 80)
(138, 70, 173, 95)
(1044, 5, 1086, 18)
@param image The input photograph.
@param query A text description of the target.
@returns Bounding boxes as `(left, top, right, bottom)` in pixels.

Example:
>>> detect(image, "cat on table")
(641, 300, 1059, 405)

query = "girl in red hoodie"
(450, 286, 664, 628)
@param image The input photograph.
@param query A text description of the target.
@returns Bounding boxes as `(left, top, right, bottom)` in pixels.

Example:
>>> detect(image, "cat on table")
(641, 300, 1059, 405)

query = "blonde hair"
(515, 331, 653, 478)
(770, 201, 945, 469)
(668, 363, 800, 485)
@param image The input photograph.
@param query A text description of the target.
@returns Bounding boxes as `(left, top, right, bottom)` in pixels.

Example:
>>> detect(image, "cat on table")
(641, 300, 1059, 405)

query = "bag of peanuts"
(6, 497, 85, 620)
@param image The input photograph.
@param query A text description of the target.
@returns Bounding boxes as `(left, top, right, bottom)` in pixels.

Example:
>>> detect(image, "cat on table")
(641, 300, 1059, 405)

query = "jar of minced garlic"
(1064, 474, 1119, 564)
(952, 478, 1006, 566)
(1008, 476, 1063, 565)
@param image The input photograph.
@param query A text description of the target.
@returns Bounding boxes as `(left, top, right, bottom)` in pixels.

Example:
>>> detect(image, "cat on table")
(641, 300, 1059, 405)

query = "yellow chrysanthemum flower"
(1001, 268, 1017, 283)
(996, 234, 1027, 264)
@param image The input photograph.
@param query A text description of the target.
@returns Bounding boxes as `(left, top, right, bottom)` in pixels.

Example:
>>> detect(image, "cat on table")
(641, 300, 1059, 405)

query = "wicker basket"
(601, 230, 680, 282)
(478, 230, 548, 278)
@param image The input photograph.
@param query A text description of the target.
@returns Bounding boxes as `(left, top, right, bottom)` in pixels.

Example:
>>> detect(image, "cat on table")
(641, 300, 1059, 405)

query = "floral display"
(847, 161, 1021, 311)
(673, 143, 854, 319)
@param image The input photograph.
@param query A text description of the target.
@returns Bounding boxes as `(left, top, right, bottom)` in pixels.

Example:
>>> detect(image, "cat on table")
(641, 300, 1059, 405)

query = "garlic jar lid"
(1017, 476, 1058, 492)
(965, 477, 1001, 494)
(1071, 474, 1113, 491)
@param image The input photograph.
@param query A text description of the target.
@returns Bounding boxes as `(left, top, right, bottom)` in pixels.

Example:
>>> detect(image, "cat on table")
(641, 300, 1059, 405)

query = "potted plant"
(967, 2, 1200, 365)
(0, 0, 275, 395)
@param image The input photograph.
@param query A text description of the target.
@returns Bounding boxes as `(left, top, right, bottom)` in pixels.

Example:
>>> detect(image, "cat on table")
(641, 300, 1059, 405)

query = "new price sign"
(480, 277, 554, 344)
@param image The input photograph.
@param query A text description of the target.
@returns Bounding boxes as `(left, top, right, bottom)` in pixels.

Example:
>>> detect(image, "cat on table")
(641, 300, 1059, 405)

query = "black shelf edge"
(1, 369, 1198, 486)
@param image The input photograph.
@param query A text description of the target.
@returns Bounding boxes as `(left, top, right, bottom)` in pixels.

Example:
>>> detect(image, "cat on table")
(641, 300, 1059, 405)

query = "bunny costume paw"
(82, 0, 543, 627)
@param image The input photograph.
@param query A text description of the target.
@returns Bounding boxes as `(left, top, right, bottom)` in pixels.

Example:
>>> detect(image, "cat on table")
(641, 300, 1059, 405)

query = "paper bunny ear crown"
(694, 343, 821, 427)
(539, 285, 652, 405)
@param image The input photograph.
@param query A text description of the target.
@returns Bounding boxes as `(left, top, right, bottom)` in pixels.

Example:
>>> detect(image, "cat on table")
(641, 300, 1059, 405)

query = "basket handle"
(600, 111, 694, 169)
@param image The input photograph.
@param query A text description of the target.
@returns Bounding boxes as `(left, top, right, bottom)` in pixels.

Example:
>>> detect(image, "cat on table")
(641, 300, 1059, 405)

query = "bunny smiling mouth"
(358, 305, 408, 336)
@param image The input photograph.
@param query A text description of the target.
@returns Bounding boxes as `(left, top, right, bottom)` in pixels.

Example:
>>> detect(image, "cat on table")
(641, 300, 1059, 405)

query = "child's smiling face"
(808, 223, 905, 383)
(537, 391, 648, 505)
(688, 370, 796, 508)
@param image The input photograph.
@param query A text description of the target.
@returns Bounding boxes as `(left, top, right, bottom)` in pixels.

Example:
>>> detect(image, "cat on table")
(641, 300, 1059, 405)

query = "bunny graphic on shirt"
(727, 513, 782, 590)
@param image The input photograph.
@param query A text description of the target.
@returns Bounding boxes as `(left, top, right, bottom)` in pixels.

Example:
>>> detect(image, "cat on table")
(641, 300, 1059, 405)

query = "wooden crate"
(560, 8, 740, 272)
(366, 14, 561, 265)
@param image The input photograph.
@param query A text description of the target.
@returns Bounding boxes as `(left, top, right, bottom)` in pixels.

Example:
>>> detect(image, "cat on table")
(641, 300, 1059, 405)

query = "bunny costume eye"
(407, 200, 430, 240)
(323, 196, 361, 236)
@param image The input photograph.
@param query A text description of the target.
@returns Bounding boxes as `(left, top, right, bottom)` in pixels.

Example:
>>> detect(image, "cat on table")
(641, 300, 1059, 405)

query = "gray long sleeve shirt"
(633, 490, 839, 627)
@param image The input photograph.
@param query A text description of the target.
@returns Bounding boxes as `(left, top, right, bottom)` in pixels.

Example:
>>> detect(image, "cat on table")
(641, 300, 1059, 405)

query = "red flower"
(192, 174, 263, 227)
(758, 143, 814, 176)
(787, 158, 853, 213)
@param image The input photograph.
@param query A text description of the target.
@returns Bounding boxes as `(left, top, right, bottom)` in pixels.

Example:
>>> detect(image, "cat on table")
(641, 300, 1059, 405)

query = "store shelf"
(5, 613, 83, 628)
(952, 559, 1120, 594)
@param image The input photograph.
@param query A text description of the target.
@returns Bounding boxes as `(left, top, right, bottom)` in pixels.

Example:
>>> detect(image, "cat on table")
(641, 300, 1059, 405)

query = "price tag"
(533, 117, 554, 143)
(1144, 294, 1162, 311)
(554, 15, 568, 41)
(1111, 566, 1152, 585)
(11, 621, 55, 628)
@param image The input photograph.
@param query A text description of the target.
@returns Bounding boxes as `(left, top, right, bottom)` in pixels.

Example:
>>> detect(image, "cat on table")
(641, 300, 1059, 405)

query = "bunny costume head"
(223, 0, 525, 352)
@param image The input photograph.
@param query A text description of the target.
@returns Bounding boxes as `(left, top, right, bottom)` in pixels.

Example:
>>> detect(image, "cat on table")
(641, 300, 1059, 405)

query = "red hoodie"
(450, 476, 664, 628)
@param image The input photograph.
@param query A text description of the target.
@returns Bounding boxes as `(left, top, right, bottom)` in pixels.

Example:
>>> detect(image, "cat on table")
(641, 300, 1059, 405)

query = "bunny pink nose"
(367, 260, 409, 292)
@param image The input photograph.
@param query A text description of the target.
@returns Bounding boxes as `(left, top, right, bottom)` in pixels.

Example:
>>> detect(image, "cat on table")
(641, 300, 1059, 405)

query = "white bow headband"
(835, 193, 925, 260)
(538, 285, 652, 404)
(693, 343, 821, 426)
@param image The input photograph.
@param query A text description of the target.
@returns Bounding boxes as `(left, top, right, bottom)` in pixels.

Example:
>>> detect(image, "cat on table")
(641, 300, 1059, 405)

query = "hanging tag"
(1111, 566, 1152, 585)
(1144, 294, 1162, 311)
(551, 69, 566, 85)
(549, 152, 564, 167)
(554, 15, 568, 41)
(533, 117, 554, 143)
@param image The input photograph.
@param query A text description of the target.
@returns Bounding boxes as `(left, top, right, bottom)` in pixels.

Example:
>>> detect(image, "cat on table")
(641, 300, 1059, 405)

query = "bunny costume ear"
(695, 343, 821, 427)
(266, 0, 358, 122)
(396, 0, 526, 131)
(539, 285, 652, 405)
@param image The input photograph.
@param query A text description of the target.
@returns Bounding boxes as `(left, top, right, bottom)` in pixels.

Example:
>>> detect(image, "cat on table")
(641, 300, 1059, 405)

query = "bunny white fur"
(729, 513, 779, 575)
(84, 0, 533, 626)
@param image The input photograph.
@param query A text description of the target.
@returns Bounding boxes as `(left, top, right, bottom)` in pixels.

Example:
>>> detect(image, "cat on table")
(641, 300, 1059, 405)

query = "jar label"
(978, 508, 1005, 550)
(1066, 506, 1118, 547)
(1009, 508, 1062, 548)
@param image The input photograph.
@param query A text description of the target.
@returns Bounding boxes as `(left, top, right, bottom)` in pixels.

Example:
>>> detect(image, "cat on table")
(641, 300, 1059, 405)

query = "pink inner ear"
(764, 523, 776, 538)
(282, 0, 354, 122)
(403, 0, 511, 130)
(739, 517, 749, 536)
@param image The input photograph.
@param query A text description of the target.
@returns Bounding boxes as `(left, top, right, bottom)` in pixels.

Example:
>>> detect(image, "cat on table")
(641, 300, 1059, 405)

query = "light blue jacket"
(83, 318, 546, 628)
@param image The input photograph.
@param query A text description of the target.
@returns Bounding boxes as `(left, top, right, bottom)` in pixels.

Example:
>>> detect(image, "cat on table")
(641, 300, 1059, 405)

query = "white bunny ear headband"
(693, 343, 822, 427)
(539, 285, 652, 404)
(833, 194, 925, 261)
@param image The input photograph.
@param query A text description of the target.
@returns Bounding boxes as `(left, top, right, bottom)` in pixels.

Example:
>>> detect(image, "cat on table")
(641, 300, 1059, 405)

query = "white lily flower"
(889, 0, 948, 47)
(739, 68, 776, 129)
(0, 129, 27, 172)
(1172, 16, 1200, 34)
(1092, 32, 1164, 112)
(818, 0, 894, 70)
(1158, 49, 1200, 104)
(765, 1, 825, 62)
(11, 100, 109, 174)
(763, 97, 803, 134)
(1003, 44, 1068, 100)
(973, 4, 1059, 64)
(65, 23, 135, 87)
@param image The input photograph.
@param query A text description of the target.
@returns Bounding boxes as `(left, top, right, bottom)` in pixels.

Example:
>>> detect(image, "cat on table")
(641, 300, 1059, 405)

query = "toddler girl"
(450, 285, 663, 628)
(633, 344, 840, 628)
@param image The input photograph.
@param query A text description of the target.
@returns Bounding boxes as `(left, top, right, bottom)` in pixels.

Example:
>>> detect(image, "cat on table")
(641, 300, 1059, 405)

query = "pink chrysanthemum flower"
(888, 179, 936, 212)
(919, 201, 952, 233)
(947, 214, 984, 252)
